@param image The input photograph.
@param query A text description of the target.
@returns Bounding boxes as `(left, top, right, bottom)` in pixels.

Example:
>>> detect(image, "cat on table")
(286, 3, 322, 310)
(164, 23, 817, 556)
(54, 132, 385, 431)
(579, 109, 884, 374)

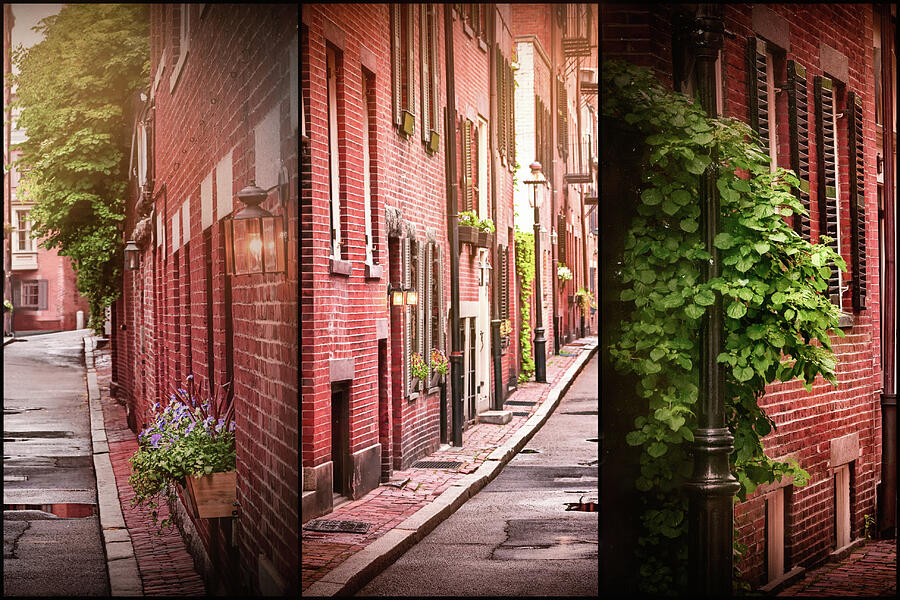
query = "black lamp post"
(525, 161, 547, 383)
(681, 5, 740, 597)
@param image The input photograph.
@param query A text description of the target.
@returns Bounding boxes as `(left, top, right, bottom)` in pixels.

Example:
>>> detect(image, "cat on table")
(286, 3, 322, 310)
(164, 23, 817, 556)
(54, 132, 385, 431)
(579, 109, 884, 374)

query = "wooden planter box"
(458, 225, 478, 247)
(180, 471, 237, 518)
(475, 231, 493, 249)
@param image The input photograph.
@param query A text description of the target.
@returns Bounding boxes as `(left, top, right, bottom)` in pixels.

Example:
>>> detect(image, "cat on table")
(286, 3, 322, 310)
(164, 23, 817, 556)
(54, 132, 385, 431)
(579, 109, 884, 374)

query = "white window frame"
(362, 73, 374, 265)
(19, 280, 41, 310)
(834, 463, 851, 549)
(477, 116, 488, 218)
(14, 208, 33, 252)
(327, 46, 342, 259)
(137, 120, 149, 188)
(765, 487, 785, 583)
(169, 4, 190, 93)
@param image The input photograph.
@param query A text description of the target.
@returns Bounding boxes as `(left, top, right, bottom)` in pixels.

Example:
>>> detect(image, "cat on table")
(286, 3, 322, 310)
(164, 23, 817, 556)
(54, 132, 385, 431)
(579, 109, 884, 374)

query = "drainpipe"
(878, 2, 896, 540)
(550, 5, 560, 355)
(682, 5, 740, 597)
(577, 54, 590, 338)
(489, 4, 503, 410)
(444, 4, 463, 446)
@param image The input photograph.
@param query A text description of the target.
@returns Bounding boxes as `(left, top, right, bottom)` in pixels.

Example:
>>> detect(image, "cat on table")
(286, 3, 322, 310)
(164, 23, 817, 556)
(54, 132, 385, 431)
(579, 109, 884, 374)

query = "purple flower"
(149, 433, 162, 448)
(186, 374, 194, 381)
(228, 422, 235, 432)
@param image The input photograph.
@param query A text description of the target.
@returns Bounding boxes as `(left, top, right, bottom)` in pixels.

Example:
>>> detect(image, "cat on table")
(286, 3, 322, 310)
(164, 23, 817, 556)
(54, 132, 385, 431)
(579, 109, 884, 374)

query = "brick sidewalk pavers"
(94, 349, 207, 596)
(777, 538, 897, 597)
(301, 337, 597, 592)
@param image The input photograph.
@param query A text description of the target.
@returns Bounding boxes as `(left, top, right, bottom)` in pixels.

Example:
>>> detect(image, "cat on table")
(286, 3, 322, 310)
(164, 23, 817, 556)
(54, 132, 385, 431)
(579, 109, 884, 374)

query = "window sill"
(329, 256, 352, 276)
(463, 23, 473, 38)
(364, 262, 382, 280)
(478, 38, 488, 53)
(427, 386, 440, 395)
(837, 312, 854, 328)
(408, 391, 420, 402)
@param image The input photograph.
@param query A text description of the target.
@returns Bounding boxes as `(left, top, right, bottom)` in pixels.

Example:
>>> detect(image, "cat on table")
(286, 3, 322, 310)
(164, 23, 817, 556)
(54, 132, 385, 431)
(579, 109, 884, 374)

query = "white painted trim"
(169, 4, 190, 94)
(362, 74, 374, 265)
(151, 48, 167, 101)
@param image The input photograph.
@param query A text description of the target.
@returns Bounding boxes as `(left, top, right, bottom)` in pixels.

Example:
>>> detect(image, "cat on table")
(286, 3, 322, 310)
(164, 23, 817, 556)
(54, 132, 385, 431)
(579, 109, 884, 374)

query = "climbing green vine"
(604, 60, 846, 594)
(515, 228, 535, 382)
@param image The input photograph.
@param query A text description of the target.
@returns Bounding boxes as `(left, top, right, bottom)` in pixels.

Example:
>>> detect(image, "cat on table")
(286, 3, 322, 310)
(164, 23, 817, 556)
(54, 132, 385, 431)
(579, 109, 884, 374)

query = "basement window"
(834, 463, 851, 550)
(765, 487, 786, 583)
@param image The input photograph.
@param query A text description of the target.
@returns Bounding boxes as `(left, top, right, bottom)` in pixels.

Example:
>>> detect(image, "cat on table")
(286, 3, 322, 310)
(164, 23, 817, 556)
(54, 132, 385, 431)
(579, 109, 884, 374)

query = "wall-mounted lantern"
(224, 168, 289, 275)
(478, 249, 492, 287)
(388, 283, 418, 307)
(124, 240, 140, 271)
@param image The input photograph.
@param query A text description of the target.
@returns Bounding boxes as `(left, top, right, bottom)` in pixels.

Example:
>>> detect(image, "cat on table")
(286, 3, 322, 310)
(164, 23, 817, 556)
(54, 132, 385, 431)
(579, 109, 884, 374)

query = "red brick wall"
(602, 4, 883, 590)
(115, 4, 298, 594)
(11, 249, 90, 332)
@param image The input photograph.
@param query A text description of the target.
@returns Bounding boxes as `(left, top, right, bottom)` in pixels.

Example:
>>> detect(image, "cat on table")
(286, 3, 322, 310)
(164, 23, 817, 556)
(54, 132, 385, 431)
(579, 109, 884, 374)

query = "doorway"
(331, 383, 349, 497)
(459, 317, 477, 423)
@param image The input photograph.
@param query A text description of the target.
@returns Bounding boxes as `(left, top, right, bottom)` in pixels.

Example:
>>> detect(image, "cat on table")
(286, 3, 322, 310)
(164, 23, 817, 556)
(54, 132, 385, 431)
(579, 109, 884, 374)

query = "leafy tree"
(603, 60, 845, 594)
(9, 4, 149, 333)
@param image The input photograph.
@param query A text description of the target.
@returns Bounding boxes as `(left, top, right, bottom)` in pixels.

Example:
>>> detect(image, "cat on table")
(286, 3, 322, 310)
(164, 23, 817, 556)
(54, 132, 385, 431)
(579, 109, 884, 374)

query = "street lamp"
(524, 160, 547, 383)
(124, 240, 140, 271)
(224, 169, 288, 275)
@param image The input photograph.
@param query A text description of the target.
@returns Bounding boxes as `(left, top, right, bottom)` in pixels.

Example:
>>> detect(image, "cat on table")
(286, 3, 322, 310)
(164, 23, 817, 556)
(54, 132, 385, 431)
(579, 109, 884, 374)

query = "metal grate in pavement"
(504, 400, 538, 406)
(511, 411, 530, 416)
(411, 460, 463, 469)
(303, 519, 371, 534)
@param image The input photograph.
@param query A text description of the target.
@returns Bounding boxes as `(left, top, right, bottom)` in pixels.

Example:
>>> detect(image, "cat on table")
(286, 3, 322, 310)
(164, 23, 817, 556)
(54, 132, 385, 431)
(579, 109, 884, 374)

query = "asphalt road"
(3, 329, 109, 596)
(357, 352, 599, 596)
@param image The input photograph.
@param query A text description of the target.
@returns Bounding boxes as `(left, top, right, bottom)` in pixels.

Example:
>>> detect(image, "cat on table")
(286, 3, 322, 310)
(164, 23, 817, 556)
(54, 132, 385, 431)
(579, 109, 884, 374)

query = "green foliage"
(129, 376, 235, 532)
(604, 60, 845, 595)
(515, 228, 535, 382)
(9, 4, 150, 333)
(458, 210, 496, 233)
(863, 513, 875, 541)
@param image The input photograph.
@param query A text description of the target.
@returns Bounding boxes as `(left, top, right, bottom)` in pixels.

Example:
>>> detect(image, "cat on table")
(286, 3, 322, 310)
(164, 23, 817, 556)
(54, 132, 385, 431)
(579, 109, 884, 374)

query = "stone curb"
(84, 336, 145, 597)
(303, 339, 599, 597)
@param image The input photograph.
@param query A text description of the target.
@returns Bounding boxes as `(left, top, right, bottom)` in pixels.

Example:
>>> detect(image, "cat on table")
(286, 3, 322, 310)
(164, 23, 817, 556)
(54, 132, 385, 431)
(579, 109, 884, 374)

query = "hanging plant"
(603, 59, 845, 595)
(557, 264, 573, 282)
(431, 348, 449, 376)
(410, 352, 429, 381)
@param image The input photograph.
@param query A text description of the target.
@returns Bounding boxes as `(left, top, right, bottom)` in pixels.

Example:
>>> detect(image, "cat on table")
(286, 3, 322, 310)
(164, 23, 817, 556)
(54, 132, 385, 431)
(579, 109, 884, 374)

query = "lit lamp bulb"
(248, 236, 263, 262)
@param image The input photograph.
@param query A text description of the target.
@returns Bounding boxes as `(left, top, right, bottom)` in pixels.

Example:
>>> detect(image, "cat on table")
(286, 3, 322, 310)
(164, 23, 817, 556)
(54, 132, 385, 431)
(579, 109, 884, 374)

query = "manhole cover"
(411, 461, 463, 469)
(303, 519, 371, 534)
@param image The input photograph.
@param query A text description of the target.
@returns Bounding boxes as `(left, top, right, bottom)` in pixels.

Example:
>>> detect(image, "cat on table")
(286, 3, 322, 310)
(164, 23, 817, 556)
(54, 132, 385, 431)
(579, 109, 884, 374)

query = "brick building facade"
(602, 3, 896, 593)
(301, 4, 596, 524)
(111, 4, 298, 595)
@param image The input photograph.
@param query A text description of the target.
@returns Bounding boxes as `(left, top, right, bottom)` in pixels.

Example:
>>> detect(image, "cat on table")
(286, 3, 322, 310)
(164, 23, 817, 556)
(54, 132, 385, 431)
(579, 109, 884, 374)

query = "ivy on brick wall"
(9, 5, 150, 333)
(603, 60, 846, 594)
(514, 228, 535, 382)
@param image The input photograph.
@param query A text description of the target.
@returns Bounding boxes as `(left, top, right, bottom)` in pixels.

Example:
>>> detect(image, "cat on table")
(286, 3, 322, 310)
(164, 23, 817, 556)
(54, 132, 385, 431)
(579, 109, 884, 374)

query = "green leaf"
(680, 218, 698, 232)
(726, 302, 747, 319)
(686, 154, 711, 174)
(635, 476, 653, 491)
(693, 132, 713, 145)
(650, 347, 666, 362)
(626, 431, 647, 446)
(647, 442, 668, 458)
(671, 189, 691, 205)
(620, 289, 636, 301)
(680, 426, 694, 442)
(641, 187, 662, 206)
(753, 241, 770, 255)
(694, 290, 715, 306)
(661, 198, 680, 216)
(746, 324, 765, 340)
(668, 415, 685, 432)
(684, 303, 705, 319)
(714, 233, 735, 249)
(733, 365, 754, 382)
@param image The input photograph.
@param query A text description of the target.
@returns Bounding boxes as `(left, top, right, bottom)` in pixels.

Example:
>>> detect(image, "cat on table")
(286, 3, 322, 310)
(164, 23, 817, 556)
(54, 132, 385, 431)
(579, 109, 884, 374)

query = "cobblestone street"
(777, 539, 897, 597)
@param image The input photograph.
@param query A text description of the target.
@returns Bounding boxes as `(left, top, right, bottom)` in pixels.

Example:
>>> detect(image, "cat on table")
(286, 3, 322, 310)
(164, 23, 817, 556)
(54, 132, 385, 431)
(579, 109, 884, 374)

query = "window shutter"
(786, 60, 811, 240)
(431, 10, 439, 137)
(497, 49, 506, 158)
(500, 244, 509, 321)
(403, 236, 411, 394)
(391, 4, 401, 126)
(417, 239, 426, 382)
(38, 279, 48, 310)
(406, 5, 415, 114)
(421, 5, 429, 142)
(558, 76, 568, 159)
(747, 38, 769, 144)
(558, 214, 567, 266)
(462, 119, 473, 212)
(814, 75, 840, 301)
(13, 280, 21, 307)
(847, 91, 866, 310)
(425, 242, 433, 373)
(435, 247, 443, 352)
(535, 95, 542, 168)
(508, 60, 515, 163)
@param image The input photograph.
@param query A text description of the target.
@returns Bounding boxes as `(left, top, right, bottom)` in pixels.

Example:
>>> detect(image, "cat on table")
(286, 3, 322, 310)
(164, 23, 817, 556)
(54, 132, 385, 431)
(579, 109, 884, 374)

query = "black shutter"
(391, 4, 401, 126)
(747, 37, 769, 144)
(786, 60, 811, 240)
(420, 5, 429, 142)
(508, 59, 515, 164)
(497, 49, 506, 158)
(558, 214, 567, 266)
(814, 75, 840, 302)
(847, 91, 867, 310)
(13, 280, 21, 307)
(558, 76, 568, 159)
(500, 245, 509, 321)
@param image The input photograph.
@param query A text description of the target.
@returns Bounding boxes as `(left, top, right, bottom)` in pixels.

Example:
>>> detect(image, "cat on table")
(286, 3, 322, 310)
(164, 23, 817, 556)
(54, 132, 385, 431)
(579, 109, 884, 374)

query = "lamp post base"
(534, 327, 547, 383)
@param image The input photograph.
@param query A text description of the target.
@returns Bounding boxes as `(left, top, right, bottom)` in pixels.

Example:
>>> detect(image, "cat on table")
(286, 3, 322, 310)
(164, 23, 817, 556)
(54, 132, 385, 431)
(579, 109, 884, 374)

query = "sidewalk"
(777, 538, 896, 597)
(302, 336, 599, 596)
(86, 336, 207, 596)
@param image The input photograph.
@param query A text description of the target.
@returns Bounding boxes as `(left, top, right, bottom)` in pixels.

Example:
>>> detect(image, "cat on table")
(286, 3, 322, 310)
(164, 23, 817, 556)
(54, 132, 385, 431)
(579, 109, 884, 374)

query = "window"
(391, 4, 415, 134)
(405, 237, 426, 395)
(461, 119, 476, 213)
(834, 463, 851, 550)
(427, 242, 443, 386)
(557, 76, 568, 159)
(362, 70, 375, 265)
(16, 279, 46, 310)
(815, 75, 843, 308)
(748, 38, 785, 173)
(420, 4, 440, 149)
(326, 45, 343, 259)
(477, 117, 488, 217)
(169, 4, 190, 92)
(16, 210, 32, 252)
